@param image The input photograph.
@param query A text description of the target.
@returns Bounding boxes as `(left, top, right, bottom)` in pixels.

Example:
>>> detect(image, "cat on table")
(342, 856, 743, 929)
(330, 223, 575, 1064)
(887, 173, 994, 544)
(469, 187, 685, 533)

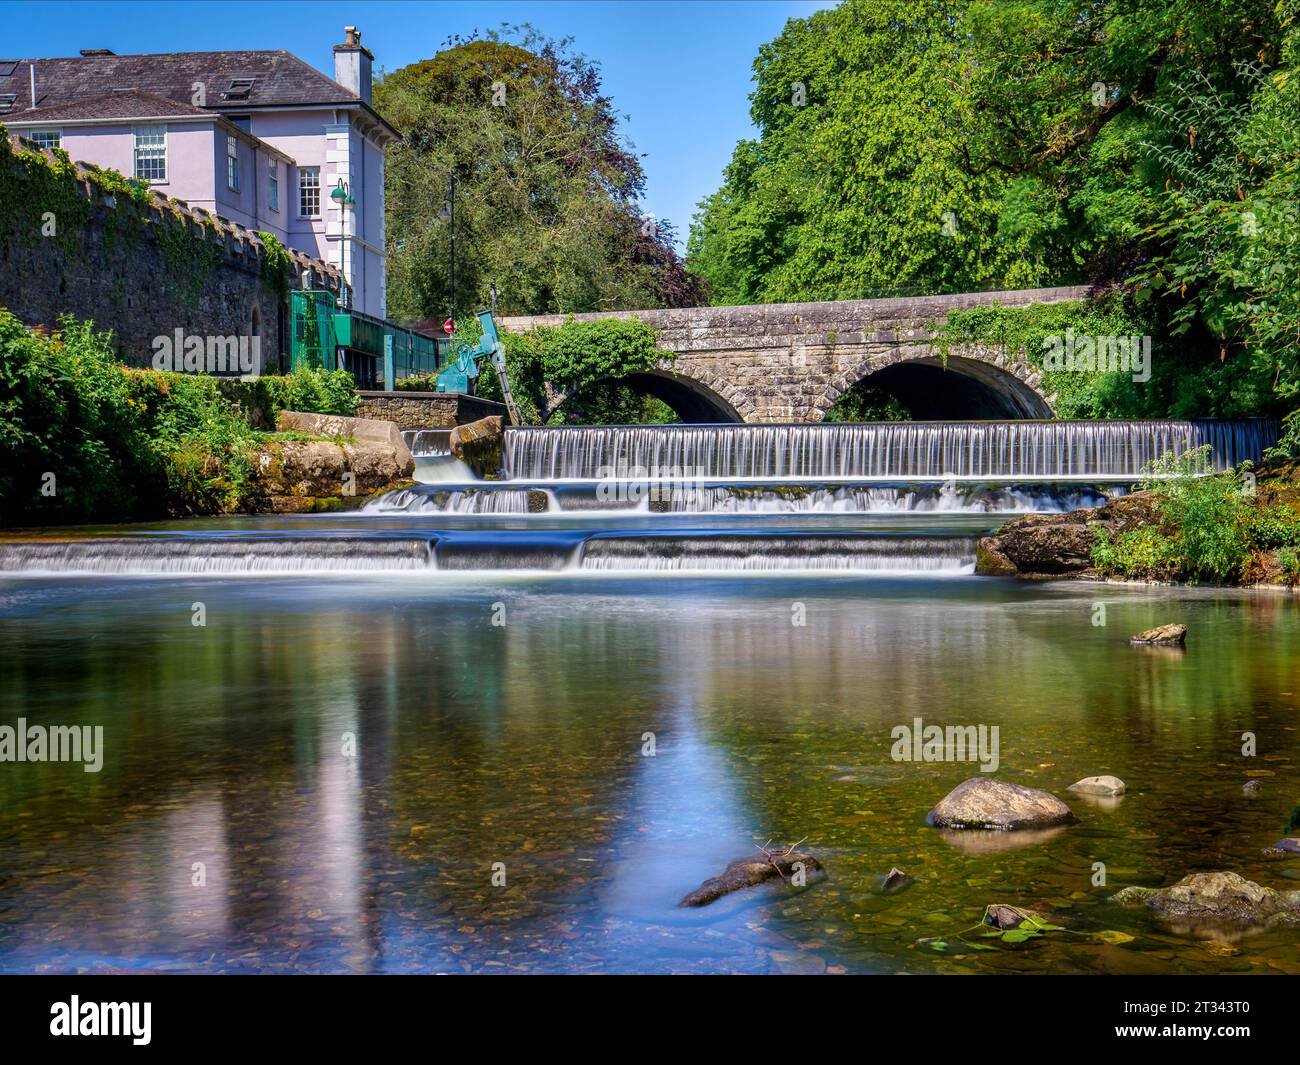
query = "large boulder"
(929, 777, 1075, 831)
(1112, 871, 1300, 927)
(976, 492, 1159, 578)
(449, 415, 504, 478)
(249, 438, 414, 513)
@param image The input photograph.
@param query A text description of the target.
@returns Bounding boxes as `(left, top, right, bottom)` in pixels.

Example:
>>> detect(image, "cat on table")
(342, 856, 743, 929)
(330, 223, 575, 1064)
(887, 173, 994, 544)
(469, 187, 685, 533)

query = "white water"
(0, 534, 976, 576)
(371, 481, 1116, 515)
(578, 536, 976, 574)
(403, 429, 452, 457)
(0, 539, 434, 574)
(502, 420, 1276, 481)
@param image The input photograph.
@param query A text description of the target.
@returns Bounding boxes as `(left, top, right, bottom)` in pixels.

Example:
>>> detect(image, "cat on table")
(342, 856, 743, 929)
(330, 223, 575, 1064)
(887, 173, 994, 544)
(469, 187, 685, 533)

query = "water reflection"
(0, 575, 1296, 974)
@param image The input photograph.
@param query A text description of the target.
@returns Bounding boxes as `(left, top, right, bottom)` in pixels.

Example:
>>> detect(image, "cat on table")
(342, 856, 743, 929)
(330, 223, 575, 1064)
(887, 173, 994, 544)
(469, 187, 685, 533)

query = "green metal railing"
(289, 290, 449, 387)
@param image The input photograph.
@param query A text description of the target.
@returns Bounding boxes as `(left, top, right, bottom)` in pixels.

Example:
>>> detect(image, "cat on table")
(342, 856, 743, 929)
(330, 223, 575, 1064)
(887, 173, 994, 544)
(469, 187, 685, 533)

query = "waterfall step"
(0, 532, 977, 576)
(502, 420, 1277, 481)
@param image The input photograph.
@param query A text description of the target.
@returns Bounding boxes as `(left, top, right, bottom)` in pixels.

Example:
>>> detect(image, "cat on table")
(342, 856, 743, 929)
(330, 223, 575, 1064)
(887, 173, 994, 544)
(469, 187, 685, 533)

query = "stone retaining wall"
(1, 134, 341, 374)
(355, 391, 508, 429)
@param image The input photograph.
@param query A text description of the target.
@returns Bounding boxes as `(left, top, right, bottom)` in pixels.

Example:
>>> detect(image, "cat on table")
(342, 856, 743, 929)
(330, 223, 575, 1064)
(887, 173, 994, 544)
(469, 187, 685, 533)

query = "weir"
(0, 418, 1279, 578)
(501, 420, 1277, 481)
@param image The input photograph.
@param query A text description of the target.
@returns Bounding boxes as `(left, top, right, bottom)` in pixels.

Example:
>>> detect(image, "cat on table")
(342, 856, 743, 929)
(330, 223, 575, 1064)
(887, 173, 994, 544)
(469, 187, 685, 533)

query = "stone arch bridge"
(499, 286, 1088, 423)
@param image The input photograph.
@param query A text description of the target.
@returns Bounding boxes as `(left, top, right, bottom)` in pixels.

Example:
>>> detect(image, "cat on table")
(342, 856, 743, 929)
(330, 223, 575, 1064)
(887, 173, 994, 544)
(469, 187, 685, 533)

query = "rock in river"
(928, 777, 1075, 831)
(1068, 775, 1126, 796)
(680, 850, 822, 907)
(1129, 623, 1187, 646)
(1112, 871, 1300, 927)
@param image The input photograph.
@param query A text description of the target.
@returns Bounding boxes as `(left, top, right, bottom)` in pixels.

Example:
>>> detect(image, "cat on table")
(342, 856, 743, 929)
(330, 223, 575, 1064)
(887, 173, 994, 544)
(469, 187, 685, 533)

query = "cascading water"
(0, 538, 435, 574)
(501, 420, 1277, 481)
(403, 429, 452, 457)
(5, 420, 1275, 578)
(579, 536, 976, 573)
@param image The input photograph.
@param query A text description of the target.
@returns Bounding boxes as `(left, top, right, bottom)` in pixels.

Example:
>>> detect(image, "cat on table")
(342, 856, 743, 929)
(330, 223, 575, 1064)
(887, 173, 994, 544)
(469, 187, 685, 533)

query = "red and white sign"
(443, 318, 455, 335)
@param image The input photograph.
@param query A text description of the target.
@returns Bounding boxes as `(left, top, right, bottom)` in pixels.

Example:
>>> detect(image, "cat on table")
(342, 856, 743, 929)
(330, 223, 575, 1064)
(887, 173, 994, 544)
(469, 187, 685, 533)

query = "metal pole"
(449, 174, 456, 334)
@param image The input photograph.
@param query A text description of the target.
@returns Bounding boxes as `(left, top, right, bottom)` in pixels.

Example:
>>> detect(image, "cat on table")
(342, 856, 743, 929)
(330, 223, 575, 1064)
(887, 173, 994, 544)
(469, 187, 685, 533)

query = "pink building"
(0, 26, 396, 317)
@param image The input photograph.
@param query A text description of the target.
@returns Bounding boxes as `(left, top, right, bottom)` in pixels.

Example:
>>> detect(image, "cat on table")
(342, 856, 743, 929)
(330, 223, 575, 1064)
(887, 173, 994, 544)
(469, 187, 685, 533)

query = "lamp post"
(438, 174, 456, 335)
(330, 180, 356, 310)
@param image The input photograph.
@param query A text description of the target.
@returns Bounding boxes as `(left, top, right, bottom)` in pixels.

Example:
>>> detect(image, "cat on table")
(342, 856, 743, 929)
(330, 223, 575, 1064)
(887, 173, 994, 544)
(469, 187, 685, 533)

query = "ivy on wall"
(1, 127, 257, 308)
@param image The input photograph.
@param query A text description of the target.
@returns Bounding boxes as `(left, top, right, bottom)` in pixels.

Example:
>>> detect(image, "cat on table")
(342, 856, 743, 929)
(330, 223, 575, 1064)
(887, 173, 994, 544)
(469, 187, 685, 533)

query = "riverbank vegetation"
(1091, 450, 1300, 585)
(476, 316, 669, 424)
(689, 0, 1300, 422)
(0, 310, 358, 524)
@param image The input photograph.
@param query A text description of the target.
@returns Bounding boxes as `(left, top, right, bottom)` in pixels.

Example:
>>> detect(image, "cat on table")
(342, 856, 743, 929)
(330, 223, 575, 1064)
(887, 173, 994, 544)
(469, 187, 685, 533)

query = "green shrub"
(1264, 409, 1300, 460)
(1278, 546, 1300, 584)
(1247, 505, 1300, 549)
(262, 367, 357, 417)
(1092, 526, 1184, 581)
(0, 311, 284, 523)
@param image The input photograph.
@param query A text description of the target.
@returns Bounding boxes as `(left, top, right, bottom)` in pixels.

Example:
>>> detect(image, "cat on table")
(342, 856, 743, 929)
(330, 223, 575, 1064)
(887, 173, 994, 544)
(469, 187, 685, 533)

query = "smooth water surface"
(1, 573, 1296, 974)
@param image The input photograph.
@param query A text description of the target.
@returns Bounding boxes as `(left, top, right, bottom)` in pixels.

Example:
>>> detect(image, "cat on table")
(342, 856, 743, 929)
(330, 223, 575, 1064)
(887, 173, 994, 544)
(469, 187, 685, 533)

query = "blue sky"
(4, 0, 832, 248)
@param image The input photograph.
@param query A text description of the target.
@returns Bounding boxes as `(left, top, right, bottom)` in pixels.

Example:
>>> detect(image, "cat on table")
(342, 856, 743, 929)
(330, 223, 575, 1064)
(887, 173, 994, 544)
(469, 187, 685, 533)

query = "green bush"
(1092, 526, 1184, 581)
(0, 311, 315, 523)
(1091, 445, 1300, 583)
(1278, 546, 1300, 584)
(1264, 409, 1300, 460)
(1140, 447, 1252, 582)
(477, 317, 665, 424)
(262, 367, 357, 417)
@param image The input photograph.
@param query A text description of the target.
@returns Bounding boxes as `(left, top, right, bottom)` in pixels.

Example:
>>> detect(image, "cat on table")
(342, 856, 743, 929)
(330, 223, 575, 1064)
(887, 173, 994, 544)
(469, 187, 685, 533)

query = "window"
(30, 129, 62, 150)
(224, 78, 255, 101)
(0, 93, 17, 113)
(299, 166, 320, 217)
(268, 162, 279, 211)
(133, 125, 166, 182)
(226, 134, 239, 192)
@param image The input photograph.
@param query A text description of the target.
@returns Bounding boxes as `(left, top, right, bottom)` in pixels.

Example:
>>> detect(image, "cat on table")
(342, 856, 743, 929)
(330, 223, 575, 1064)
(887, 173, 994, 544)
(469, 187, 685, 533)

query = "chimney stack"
(333, 26, 373, 105)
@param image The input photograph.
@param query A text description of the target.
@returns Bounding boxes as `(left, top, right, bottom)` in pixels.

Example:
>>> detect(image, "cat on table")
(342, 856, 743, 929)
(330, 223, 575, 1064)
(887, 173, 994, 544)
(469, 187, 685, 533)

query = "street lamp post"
(439, 174, 456, 334)
(330, 180, 356, 310)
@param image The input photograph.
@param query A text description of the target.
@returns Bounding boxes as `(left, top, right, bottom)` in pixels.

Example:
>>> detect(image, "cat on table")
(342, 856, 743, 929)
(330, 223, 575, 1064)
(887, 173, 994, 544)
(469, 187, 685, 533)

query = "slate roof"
(3, 88, 214, 123)
(0, 51, 363, 117)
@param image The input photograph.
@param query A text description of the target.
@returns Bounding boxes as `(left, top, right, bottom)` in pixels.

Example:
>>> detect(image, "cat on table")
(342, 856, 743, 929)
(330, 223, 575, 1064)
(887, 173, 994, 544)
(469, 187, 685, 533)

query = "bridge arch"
(549, 366, 747, 424)
(816, 344, 1055, 421)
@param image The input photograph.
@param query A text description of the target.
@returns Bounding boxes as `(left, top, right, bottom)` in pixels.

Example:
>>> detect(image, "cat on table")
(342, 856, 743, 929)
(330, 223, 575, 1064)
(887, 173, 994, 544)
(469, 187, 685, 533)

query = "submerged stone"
(1112, 871, 1300, 927)
(928, 777, 1074, 831)
(1068, 775, 1127, 796)
(1130, 623, 1187, 645)
(680, 851, 822, 907)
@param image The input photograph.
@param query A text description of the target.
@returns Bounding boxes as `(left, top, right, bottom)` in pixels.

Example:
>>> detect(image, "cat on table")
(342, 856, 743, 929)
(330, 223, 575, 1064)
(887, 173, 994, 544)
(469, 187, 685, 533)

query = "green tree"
(377, 26, 704, 322)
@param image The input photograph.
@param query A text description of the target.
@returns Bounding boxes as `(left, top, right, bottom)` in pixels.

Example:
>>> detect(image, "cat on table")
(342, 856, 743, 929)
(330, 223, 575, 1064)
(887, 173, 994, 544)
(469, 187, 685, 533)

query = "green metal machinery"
(434, 309, 521, 423)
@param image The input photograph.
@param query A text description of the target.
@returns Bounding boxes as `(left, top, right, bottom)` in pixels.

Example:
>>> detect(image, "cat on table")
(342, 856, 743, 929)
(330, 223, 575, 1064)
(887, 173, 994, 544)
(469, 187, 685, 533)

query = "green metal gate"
(289, 289, 339, 372)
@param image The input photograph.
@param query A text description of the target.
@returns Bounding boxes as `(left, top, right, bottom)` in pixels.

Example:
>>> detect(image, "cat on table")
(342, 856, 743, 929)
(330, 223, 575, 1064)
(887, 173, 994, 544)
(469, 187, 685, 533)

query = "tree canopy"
(376, 27, 705, 322)
(688, 0, 1300, 417)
